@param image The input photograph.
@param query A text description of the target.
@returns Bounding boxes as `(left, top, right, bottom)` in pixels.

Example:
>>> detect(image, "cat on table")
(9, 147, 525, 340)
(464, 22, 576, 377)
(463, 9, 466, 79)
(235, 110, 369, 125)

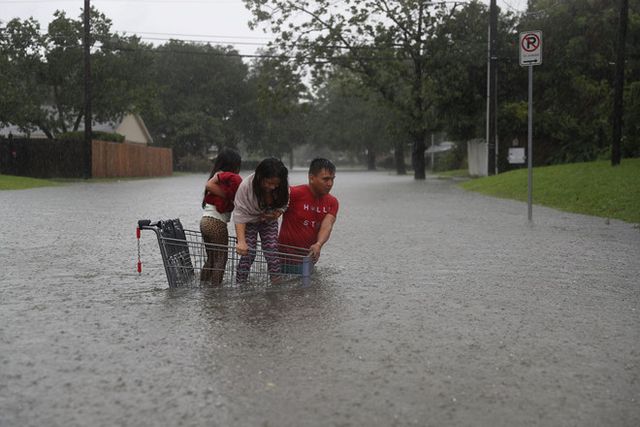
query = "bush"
(377, 155, 396, 170)
(176, 154, 212, 172)
(58, 131, 125, 143)
(240, 160, 260, 171)
(432, 143, 466, 172)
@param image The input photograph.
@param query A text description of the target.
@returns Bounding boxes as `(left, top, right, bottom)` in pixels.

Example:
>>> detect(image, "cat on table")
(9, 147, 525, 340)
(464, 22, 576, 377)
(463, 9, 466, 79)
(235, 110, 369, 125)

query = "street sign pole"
(527, 65, 533, 222)
(520, 30, 542, 222)
(83, 0, 92, 179)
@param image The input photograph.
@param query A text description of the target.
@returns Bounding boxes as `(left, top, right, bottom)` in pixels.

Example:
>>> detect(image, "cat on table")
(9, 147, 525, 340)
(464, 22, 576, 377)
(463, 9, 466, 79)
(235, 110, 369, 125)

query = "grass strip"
(0, 174, 61, 190)
(460, 158, 640, 223)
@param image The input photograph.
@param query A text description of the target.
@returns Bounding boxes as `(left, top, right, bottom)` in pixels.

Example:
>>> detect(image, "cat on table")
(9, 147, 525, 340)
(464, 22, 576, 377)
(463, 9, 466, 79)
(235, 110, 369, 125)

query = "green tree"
(0, 17, 50, 135)
(0, 8, 155, 138)
(310, 70, 408, 170)
(145, 41, 250, 164)
(430, 2, 517, 142)
(243, 0, 471, 179)
(512, 0, 640, 164)
(243, 50, 310, 166)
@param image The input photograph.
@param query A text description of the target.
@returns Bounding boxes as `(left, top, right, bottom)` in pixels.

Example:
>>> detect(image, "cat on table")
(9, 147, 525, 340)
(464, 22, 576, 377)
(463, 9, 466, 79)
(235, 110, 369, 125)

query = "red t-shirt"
(278, 184, 339, 250)
(203, 171, 242, 213)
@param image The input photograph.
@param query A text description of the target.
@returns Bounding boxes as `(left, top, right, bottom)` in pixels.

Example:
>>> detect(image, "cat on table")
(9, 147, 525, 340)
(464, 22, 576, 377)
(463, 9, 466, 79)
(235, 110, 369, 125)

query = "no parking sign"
(520, 31, 542, 66)
(519, 30, 542, 221)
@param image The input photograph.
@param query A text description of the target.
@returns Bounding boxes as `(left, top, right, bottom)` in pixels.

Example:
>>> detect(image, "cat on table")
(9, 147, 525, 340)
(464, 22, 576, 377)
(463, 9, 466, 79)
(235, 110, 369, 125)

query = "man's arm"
(308, 214, 336, 262)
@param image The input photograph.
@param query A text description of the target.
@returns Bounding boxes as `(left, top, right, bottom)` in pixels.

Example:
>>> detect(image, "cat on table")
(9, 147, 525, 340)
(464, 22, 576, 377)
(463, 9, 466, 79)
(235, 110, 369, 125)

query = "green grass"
(0, 174, 61, 190)
(460, 158, 640, 223)
(435, 168, 470, 178)
(1, 173, 179, 190)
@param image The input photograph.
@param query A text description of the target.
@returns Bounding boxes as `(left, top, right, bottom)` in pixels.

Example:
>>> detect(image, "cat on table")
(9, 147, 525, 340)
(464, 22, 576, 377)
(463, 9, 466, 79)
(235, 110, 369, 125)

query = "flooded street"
(1, 171, 639, 426)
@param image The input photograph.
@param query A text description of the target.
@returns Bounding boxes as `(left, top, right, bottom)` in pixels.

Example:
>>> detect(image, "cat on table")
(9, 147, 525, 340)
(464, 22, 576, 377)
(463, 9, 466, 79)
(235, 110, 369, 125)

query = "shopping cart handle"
(138, 219, 152, 228)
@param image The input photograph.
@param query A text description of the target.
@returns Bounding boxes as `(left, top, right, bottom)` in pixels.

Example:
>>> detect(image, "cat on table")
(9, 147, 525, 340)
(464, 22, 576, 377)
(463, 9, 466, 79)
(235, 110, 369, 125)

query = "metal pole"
(487, 0, 497, 176)
(83, 0, 92, 179)
(612, 0, 628, 166)
(494, 70, 499, 174)
(527, 65, 533, 222)
(430, 132, 435, 171)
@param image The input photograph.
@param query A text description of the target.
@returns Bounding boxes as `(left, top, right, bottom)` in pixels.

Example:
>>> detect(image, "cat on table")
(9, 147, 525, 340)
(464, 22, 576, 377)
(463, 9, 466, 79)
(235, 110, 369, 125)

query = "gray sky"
(1, 0, 529, 56)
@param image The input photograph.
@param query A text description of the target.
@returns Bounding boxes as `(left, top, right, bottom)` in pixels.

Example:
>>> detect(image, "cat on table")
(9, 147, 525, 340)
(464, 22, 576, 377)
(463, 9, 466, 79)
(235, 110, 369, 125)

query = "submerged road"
(1, 171, 638, 426)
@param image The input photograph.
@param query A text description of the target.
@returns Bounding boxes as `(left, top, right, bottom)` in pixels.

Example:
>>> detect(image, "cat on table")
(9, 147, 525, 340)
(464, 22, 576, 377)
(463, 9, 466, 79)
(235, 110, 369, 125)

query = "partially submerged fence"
(0, 138, 172, 178)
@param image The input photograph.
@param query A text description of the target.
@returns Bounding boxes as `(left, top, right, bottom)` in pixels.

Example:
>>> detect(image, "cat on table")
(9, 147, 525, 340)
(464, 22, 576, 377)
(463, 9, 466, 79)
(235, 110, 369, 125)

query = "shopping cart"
(136, 219, 313, 288)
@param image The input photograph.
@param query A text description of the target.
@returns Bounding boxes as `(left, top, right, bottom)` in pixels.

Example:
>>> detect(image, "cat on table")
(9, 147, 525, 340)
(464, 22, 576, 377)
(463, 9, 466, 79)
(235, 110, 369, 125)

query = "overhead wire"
(0, 0, 240, 3)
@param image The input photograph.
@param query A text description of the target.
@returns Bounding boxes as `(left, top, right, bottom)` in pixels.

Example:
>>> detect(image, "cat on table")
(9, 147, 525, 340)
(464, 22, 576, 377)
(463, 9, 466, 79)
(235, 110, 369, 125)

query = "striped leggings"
(236, 220, 280, 282)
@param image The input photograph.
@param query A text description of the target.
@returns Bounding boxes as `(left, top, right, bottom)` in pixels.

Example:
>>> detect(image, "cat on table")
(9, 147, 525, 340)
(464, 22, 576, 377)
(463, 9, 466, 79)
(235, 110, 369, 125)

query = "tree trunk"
(413, 135, 426, 180)
(73, 111, 84, 132)
(42, 127, 55, 140)
(366, 148, 376, 170)
(409, 0, 427, 180)
(37, 121, 55, 139)
(394, 141, 406, 175)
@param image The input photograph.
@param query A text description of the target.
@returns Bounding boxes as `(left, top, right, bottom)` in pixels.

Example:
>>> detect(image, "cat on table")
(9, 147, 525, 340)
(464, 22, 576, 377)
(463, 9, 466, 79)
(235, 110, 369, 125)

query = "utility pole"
(83, 0, 92, 179)
(486, 0, 497, 175)
(612, 0, 628, 166)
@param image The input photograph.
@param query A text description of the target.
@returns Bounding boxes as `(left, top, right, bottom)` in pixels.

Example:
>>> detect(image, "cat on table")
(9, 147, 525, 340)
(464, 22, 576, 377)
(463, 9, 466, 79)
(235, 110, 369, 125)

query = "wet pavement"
(1, 171, 639, 426)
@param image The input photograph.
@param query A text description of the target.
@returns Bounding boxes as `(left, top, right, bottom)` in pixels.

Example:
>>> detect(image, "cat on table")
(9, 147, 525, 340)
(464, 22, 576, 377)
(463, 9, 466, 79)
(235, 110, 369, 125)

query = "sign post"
(520, 31, 542, 222)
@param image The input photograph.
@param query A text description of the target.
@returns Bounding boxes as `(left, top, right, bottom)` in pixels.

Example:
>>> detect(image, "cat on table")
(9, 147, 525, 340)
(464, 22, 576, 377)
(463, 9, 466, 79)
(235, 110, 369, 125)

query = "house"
(0, 113, 154, 145)
(92, 113, 154, 145)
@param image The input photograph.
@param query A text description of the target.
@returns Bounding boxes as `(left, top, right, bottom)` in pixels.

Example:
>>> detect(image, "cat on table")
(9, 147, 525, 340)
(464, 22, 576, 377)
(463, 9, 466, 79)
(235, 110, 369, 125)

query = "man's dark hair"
(309, 158, 336, 175)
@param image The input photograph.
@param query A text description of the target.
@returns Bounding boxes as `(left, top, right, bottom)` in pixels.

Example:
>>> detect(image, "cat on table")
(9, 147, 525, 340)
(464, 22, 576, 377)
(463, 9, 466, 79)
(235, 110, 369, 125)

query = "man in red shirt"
(278, 158, 339, 263)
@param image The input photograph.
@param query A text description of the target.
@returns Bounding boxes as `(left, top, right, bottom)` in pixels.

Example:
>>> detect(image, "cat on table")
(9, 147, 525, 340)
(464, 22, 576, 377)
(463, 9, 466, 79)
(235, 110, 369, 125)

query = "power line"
(499, 0, 520, 14)
(112, 30, 274, 47)
(116, 30, 273, 41)
(133, 36, 270, 46)
(0, 0, 239, 3)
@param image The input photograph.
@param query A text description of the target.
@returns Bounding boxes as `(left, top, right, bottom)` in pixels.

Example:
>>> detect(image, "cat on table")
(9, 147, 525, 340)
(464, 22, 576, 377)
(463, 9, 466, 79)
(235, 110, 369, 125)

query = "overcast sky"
(2, 0, 529, 56)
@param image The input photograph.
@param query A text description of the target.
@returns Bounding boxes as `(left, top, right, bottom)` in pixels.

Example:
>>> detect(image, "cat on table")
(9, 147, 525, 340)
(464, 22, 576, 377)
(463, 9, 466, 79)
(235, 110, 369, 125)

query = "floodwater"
(1, 171, 639, 427)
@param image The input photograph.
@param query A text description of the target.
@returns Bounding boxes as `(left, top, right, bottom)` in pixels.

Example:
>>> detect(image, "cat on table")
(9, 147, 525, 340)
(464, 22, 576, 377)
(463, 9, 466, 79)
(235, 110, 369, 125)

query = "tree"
(310, 69, 408, 170)
(243, 50, 310, 166)
(430, 2, 517, 142)
(0, 8, 155, 138)
(243, 0, 469, 179)
(145, 41, 250, 163)
(0, 18, 50, 134)
(514, 0, 640, 164)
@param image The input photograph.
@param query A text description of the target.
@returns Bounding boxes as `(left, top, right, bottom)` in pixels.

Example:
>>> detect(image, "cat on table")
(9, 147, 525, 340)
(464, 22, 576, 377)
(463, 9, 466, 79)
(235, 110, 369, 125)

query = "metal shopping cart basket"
(136, 219, 313, 288)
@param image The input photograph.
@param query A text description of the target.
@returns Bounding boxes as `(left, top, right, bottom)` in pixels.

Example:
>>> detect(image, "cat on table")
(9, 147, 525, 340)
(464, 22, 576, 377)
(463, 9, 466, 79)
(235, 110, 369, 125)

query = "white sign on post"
(519, 31, 542, 66)
(508, 147, 525, 164)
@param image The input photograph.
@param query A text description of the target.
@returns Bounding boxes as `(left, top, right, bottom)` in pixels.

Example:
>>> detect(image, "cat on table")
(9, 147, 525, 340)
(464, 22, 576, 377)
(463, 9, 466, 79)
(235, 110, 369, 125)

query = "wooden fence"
(92, 140, 172, 178)
(0, 137, 172, 178)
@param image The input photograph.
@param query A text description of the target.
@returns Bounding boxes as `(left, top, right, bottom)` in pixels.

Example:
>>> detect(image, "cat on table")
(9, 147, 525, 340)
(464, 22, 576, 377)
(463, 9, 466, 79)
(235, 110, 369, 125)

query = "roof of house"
(1, 113, 153, 144)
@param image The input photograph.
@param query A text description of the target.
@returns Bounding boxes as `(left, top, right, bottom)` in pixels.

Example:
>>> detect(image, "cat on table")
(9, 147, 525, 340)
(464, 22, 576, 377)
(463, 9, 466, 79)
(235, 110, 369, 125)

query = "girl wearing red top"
(200, 148, 242, 285)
